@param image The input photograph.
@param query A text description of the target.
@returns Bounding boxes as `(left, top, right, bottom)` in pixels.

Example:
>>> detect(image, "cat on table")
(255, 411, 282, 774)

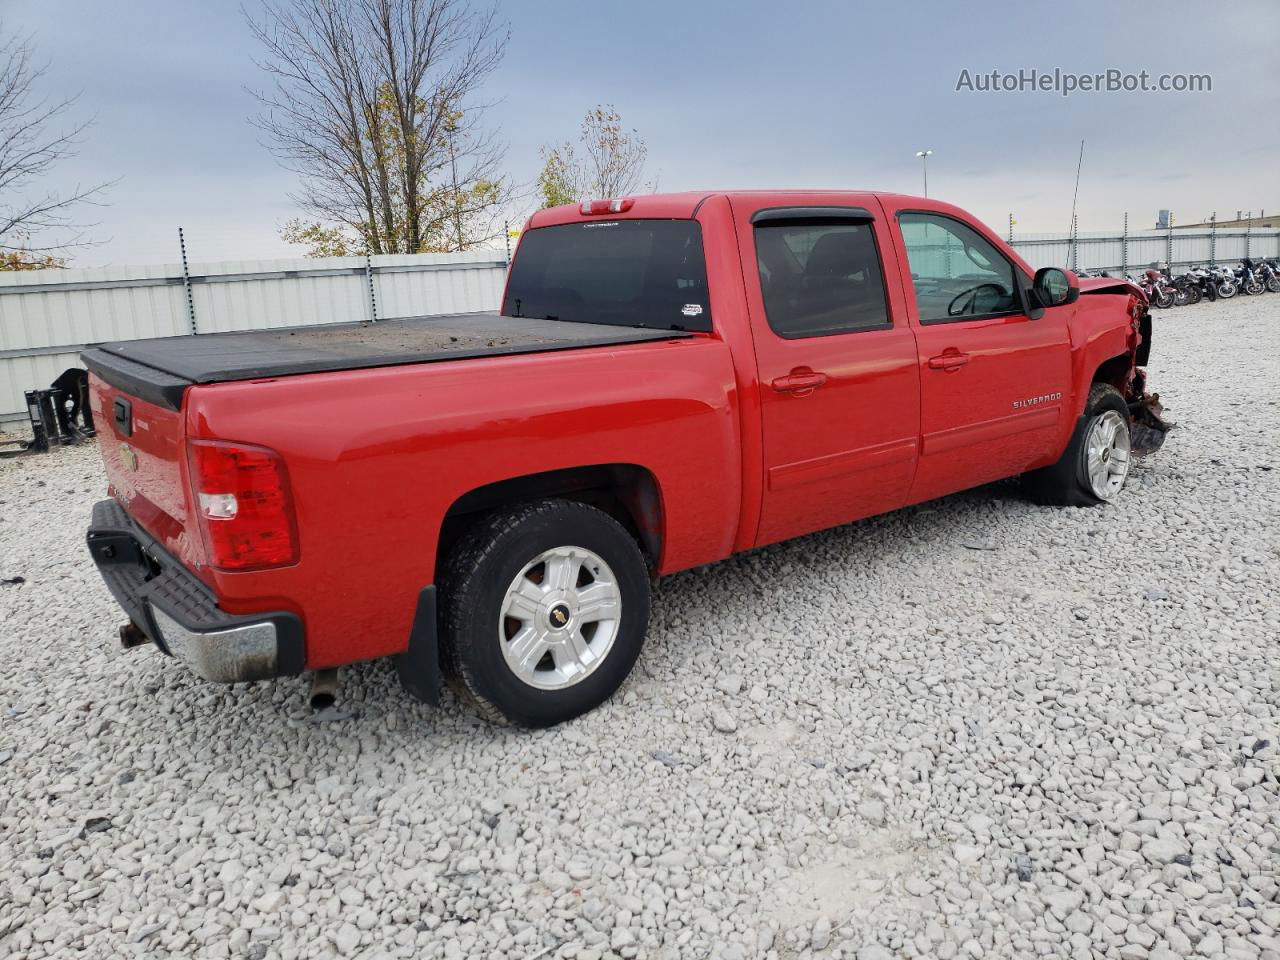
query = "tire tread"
(437, 499, 647, 726)
(1023, 382, 1128, 507)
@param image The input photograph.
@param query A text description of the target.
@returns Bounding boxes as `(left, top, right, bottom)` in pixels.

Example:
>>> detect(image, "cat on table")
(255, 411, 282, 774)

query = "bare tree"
(536, 105, 650, 208)
(247, 0, 512, 255)
(0, 27, 110, 260)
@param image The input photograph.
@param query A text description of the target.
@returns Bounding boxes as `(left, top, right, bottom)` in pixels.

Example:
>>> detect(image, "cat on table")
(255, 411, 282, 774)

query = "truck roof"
(528, 190, 924, 228)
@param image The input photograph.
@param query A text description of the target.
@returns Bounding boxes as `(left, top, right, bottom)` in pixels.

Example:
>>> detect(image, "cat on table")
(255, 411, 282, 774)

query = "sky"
(5, 0, 1278, 266)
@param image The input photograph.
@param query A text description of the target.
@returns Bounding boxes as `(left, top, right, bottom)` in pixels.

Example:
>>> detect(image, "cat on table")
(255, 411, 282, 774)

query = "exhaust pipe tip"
(118, 622, 151, 650)
(309, 668, 339, 711)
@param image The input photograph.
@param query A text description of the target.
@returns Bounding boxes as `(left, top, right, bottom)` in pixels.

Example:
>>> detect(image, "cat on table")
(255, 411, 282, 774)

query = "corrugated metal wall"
(4, 228, 1279, 427)
(1010, 229, 1280, 273)
(0, 251, 508, 425)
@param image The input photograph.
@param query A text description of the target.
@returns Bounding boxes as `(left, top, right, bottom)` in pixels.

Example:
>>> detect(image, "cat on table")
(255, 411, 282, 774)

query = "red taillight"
(188, 440, 298, 571)
(579, 198, 634, 215)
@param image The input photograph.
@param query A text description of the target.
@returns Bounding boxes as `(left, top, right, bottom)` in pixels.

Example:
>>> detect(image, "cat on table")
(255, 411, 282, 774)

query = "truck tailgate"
(86, 364, 200, 569)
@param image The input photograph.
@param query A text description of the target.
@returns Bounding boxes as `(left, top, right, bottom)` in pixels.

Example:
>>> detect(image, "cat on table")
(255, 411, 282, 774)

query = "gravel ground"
(1, 295, 1277, 960)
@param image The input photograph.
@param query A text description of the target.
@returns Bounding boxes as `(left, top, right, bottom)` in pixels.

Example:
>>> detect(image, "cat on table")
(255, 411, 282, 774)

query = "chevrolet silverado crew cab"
(83, 191, 1168, 727)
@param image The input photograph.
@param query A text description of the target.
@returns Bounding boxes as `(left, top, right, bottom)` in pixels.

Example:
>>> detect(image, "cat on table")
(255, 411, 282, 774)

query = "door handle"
(771, 370, 828, 395)
(927, 351, 970, 372)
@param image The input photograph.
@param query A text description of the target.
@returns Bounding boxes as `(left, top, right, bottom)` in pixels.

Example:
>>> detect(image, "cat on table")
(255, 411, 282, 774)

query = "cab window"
(898, 213, 1020, 323)
(754, 221, 891, 339)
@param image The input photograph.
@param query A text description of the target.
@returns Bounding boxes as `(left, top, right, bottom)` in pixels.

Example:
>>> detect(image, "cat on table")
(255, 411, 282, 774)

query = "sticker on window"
(681, 304, 703, 317)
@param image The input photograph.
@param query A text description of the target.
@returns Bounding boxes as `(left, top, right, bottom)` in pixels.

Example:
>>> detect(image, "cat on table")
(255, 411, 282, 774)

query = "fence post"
(1007, 213, 1013, 244)
(1166, 215, 1173, 267)
(1070, 215, 1078, 272)
(364, 253, 378, 323)
(1245, 213, 1251, 259)
(1209, 213, 1216, 267)
(1121, 212, 1128, 274)
(178, 226, 198, 335)
(504, 220, 511, 264)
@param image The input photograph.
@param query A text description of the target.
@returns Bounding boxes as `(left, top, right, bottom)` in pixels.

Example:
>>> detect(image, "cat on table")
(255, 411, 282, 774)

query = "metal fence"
(1010, 227, 1280, 274)
(4, 223, 1279, 428)
(0, 251, 508, 426)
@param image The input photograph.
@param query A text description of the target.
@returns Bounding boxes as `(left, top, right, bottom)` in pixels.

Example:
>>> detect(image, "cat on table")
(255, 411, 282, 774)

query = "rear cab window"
(753, 219, 891, 338)
(502, 220, 712, 332)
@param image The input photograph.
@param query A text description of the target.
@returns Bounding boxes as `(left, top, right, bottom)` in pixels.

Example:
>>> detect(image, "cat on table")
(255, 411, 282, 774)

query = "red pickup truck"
(83, 191, 1166, 726)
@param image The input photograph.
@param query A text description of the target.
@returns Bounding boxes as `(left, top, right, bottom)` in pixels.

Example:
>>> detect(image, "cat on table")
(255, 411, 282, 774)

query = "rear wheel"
(1023, 383, 1132, 507)
(439, 499, 650, 727)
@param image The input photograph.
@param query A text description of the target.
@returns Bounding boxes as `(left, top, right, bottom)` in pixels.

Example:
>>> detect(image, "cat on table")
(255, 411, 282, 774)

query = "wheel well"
(437, 464, 663, 572)
(1091, 353, 1132, 393)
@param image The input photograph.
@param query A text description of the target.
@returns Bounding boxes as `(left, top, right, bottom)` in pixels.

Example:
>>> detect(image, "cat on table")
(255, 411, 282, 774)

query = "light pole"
(915, 149, 933, 197)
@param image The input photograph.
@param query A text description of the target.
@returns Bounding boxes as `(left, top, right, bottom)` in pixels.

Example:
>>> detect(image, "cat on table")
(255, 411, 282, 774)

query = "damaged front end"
(1124, 293, 1173, 456)
(1129, 386, 1173, 456)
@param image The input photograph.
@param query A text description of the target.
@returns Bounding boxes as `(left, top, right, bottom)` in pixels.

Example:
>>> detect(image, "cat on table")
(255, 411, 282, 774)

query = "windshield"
(502, 219, 712, 332)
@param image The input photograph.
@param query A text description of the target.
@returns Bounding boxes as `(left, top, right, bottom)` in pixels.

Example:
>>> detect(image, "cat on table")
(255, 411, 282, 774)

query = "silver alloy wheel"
(498, 545, 622, 690)
(1085, 410, 1131, 501)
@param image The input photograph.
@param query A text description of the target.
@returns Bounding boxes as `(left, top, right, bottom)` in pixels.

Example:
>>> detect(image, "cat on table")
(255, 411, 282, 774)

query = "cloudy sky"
(6, 0, 1278, 265)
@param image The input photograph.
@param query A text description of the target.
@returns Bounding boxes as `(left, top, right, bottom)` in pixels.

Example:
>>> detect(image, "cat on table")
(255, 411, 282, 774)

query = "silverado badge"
(1012, 391, 1062, 409)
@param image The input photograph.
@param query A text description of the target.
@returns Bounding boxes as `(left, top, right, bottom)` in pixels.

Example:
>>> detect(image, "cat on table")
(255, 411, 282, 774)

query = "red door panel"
(876, 199, 1073, 505)
(909, 314, 1071, 503)
(730, 194, 921, 548)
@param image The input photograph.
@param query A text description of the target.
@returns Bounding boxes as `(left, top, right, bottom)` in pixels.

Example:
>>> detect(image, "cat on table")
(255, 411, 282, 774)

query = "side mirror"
(1033, 267, 1079, 308)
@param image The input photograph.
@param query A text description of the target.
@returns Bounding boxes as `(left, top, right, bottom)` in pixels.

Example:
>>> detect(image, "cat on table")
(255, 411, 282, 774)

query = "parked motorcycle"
(1235, 259, 1265, 296)
(1171, 271, 1202, 306)
(1261, 259, 1280, 294)
(1183, 266, 1219, 303)
(1207, 265, 1238, 299)
(1141, 268, 1176, 309)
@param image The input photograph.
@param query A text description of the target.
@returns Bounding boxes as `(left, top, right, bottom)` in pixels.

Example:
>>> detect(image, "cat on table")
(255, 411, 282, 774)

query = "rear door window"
(754, 221, 891, 338)
(503, 220, 711, 332)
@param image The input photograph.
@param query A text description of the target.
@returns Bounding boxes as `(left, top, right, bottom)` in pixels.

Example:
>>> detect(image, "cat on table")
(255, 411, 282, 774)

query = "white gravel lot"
(1, 294, 1277, 960)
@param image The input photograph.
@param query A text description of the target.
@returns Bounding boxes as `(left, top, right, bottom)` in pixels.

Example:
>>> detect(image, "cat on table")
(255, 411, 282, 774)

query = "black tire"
(1022, 383, 1131, 507)
(438, 499, 650, 727)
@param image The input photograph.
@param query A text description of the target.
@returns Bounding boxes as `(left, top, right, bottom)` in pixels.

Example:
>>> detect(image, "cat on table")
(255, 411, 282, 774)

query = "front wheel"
(1218, 281, 1238, 299)
(1244, 280, 1264, 296)
(1266, 277, 1280, 294)
(1153, 288, 1175, 309)
(1023, 383, 1132, 507)
(439, 499, 650, 727)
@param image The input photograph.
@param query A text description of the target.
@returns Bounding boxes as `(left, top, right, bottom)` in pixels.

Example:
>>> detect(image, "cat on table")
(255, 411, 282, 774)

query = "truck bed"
(82, 313, 691, 409)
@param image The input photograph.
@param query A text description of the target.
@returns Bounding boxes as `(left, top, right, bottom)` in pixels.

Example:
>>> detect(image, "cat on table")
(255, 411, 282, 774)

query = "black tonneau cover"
(82, 313, 691, 410)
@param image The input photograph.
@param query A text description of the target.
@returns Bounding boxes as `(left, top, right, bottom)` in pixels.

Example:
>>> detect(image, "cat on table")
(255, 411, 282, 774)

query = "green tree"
(249, 0, 512, 256)
(279, 219, 360, 258)
(536, 105, 650, 209)
(0, 249, 65, 271)
(536, 145, 577, 210)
